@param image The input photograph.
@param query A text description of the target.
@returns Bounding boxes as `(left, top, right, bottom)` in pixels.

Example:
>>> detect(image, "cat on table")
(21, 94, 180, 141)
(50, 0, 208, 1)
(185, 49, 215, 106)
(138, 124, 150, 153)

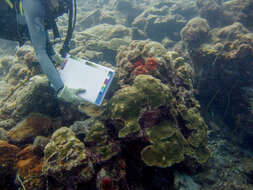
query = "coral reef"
(1, 0, 253, 189)
(197, 0, 253, 28)
(185, 22, 253, 141)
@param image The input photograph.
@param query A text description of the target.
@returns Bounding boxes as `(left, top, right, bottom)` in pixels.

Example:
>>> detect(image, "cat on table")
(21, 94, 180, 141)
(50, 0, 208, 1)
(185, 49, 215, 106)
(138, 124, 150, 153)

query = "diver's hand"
(57, 86, 86, 103)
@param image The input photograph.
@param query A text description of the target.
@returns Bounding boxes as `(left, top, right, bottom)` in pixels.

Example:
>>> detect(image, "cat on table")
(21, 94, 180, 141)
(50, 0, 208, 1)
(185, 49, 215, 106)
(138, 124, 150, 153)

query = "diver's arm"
(22, 0, 64, 92)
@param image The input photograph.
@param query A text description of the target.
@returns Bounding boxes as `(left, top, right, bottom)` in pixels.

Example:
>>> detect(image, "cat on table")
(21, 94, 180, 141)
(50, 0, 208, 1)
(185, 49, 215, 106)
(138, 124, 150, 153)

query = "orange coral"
(131, 57, 159, 76)
(132, 65, 149, 75)
(132, 57, 145, 68)
(145, 57, 159, 72)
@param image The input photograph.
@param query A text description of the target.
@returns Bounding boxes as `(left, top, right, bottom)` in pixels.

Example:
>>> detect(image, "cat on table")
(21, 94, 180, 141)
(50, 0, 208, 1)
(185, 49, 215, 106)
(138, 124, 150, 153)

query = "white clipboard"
(59, 56, 115, 106)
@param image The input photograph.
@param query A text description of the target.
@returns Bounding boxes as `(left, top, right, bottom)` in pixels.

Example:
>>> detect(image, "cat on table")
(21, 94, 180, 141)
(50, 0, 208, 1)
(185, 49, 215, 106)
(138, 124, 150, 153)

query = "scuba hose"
(60, 0, 77, 57)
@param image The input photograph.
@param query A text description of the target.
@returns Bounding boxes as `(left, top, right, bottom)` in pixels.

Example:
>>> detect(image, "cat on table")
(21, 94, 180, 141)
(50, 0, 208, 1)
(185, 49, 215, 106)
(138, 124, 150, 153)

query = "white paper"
(59, 57, 114, 105)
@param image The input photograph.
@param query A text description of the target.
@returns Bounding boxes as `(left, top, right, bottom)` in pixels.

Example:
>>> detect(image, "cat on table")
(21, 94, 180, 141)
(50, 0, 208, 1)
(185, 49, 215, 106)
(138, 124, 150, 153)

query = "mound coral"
(106, 74, 209, 167)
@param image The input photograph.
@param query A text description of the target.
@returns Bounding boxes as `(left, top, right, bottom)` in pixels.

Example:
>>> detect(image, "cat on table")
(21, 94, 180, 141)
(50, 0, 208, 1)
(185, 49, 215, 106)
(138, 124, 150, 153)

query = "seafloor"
(0, 0, 253, 190)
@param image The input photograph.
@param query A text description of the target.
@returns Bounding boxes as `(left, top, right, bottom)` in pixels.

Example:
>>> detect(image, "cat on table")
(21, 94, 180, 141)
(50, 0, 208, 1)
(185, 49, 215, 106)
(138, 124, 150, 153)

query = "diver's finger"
(74, 88, 86, 95)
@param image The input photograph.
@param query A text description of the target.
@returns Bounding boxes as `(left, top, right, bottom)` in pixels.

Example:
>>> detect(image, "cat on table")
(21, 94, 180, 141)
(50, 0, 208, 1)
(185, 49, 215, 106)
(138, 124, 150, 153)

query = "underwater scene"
(0, 0, 253, 189)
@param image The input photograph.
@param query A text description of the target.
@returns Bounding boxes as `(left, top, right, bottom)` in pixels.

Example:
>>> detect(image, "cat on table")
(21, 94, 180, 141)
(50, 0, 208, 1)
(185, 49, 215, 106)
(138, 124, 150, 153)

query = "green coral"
(84, 120, 120, 162)
(140, 107, 209, 167)
(107, 75, 171, 138)
(179, 107, 207, 148)
(141, 131, 188, 168)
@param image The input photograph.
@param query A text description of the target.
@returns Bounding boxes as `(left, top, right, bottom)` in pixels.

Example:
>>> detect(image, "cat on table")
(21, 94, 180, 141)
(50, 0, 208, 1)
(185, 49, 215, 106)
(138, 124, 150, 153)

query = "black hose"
(60, 0, 76, 57)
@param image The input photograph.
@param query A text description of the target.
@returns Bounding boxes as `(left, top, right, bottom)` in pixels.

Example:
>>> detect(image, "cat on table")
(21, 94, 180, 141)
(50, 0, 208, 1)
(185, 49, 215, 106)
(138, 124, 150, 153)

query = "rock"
(70, 119, 95, 140)
(7, 113, 59, 145)
(174, 172, 201, 190)
(196, 0, 224, 27)
(114, 0, 133, 12)
(16, 145, 45, 190)
(0, 75, 58, 125)
(0, 140, 20, 176)
(0, 56, 16, 78)
(170, 0, 198, 18)
(71, 24, 131, 63)
(223, 0, 253, 28)
(99, 12, 117, 25)
(132, 6, 186, 41)
(0, 81, 10, 100)
(85, 24, 131, 41)
(5, 63, 30, 86)
(186, 22, 253, 142)
(43, 127, 94, 186)
(83, 119, 121, 163)
(0, 128, 7, 141)
(77, 9, 101, 31)
(32, 136, 50, 156)
(180, 17, 210, 47)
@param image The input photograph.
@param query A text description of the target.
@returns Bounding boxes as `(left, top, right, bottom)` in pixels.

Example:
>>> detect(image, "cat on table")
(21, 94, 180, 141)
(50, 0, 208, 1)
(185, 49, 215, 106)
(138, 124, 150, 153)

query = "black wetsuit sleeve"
(22, 0, 64, 92)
